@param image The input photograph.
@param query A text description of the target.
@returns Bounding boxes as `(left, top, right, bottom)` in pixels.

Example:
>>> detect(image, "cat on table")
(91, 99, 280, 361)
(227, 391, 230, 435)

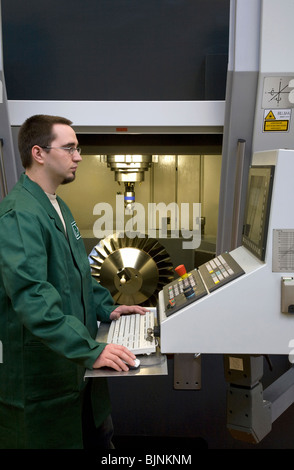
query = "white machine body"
(159, 149, 294, 355)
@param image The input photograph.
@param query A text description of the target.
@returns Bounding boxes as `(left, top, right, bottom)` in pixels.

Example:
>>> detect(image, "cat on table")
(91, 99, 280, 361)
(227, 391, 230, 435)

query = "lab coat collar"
(21, 173, 66, 236)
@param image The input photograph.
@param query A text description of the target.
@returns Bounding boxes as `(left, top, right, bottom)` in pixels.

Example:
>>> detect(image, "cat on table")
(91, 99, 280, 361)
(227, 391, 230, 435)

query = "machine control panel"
(162, 253, 245, 317)
(163, 267, 207, 317)
(198, 252, 245, 293)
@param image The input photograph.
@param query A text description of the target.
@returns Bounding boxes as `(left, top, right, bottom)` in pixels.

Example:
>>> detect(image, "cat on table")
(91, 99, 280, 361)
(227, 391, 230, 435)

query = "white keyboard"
(107, 309, 157, 355)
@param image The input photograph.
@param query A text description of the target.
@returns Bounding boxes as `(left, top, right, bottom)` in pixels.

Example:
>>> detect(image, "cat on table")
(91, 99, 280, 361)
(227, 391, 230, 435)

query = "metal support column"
(224, 354, 294, 444)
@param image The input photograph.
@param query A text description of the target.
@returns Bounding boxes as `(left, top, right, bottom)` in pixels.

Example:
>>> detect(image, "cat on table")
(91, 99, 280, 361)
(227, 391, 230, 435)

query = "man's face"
(44, 124, 82, 186)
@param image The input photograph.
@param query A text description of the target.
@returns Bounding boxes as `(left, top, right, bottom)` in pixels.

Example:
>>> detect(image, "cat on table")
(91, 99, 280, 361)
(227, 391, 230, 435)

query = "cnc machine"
(158, 148, 294, 442)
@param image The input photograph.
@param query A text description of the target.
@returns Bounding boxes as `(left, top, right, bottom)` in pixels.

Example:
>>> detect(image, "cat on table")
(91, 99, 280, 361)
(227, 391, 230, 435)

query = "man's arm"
(0, 210, 104, 368)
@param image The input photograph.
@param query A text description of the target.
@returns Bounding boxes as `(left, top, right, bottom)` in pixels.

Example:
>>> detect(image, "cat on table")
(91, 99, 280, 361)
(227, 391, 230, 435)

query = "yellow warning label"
(264, 120, 289, 131)
(263, 108, 291, 132)
(265, 110, 275, 120)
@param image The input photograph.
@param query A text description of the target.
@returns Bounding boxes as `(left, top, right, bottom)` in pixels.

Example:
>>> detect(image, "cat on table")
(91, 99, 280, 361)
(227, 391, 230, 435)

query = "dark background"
(1, 0, 229, 101)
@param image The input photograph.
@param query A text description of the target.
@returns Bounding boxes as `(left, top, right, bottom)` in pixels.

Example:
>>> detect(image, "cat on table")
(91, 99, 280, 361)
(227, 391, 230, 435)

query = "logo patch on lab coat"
(71, 221, 81, 240)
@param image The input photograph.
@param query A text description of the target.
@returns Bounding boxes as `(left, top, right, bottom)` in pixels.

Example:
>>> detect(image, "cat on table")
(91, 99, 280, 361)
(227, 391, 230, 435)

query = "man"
(0, 114, 146, 449)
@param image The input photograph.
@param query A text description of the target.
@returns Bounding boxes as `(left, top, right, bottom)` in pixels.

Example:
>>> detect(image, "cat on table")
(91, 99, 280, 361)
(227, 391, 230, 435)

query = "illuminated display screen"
(242, 166, 274, 261)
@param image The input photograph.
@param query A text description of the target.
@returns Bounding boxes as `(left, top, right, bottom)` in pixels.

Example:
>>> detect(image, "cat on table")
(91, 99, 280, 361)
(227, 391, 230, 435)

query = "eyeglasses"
(40, 146, 82, 155)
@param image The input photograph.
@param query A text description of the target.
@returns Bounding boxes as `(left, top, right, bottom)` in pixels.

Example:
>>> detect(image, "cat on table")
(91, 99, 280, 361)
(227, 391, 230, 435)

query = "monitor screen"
(242, 165, 275, 261)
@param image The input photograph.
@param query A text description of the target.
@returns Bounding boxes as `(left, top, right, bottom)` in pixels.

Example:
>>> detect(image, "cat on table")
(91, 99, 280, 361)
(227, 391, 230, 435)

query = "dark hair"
(18, 114, 73, 168)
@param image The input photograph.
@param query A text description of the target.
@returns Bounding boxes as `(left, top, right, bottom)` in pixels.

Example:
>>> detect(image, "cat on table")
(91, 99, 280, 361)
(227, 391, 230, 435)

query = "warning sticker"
(263, 109, 291, 132)
(264, 120, 289, 131)
(265, 110, 275, 120)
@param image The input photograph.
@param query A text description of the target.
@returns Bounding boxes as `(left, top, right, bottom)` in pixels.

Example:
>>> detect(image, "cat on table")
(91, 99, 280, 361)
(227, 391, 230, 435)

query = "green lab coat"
(0, 174, 115, 449)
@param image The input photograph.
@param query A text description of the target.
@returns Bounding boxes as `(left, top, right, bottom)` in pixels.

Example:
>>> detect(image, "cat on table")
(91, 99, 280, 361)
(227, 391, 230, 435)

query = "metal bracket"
(173, 353, 201, 390)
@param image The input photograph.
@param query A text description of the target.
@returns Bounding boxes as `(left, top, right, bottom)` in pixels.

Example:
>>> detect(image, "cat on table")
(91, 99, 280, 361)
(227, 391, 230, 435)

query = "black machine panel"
(163, 269, 207, 317)
(198, 252, 245, 292)
(162, 252, 245, 317)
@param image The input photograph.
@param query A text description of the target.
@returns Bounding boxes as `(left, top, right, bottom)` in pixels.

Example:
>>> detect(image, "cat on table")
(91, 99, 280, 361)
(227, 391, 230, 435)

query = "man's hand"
(93, 305, 148, 371)
(110, 305, 148, 321)
(92, 343, 136, 372)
